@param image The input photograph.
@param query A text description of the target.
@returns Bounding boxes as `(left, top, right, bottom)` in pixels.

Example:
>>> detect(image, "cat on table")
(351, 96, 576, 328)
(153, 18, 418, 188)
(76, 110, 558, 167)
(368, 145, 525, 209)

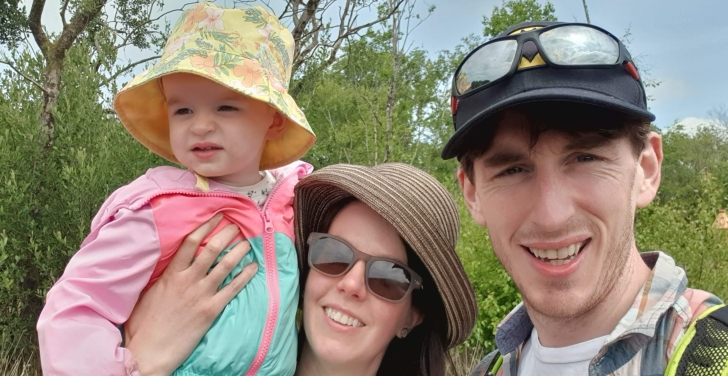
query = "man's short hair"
(459, 102, 652, 183)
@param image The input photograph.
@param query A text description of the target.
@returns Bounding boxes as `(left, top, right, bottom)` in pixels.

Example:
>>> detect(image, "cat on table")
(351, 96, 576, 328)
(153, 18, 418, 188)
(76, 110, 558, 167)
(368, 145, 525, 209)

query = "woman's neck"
(296, 342, 381, 376)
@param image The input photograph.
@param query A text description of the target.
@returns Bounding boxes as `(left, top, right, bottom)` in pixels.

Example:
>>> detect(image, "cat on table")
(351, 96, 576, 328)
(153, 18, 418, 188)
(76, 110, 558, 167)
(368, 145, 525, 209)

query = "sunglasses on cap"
(307, 232, 423, 303)
(451, 23, 641, 101)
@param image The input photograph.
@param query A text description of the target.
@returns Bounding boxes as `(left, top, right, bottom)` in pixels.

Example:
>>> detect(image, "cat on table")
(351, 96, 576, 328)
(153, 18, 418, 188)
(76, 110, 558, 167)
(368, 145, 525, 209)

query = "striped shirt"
(471, 251, 723, 376)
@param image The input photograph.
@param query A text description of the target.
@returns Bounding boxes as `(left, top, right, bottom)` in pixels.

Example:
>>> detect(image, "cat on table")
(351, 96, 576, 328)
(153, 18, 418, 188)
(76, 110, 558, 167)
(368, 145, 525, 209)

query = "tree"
(297, 0, 441, 169)
(660, 121, 728, 206)
(0, 0, 172, 153)
(264, 0, 407, 96)
(0, 0, 27, 47)
(482, 0, 557, 38)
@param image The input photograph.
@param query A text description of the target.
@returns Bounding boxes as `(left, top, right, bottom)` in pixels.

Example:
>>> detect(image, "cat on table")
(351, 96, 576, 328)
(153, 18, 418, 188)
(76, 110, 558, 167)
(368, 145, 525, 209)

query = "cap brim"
(442, 87, 656, 159)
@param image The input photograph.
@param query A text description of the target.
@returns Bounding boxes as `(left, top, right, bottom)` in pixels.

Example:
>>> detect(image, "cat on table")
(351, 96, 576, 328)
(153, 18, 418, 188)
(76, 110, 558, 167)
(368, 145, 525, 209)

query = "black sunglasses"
(452, 23, 641, 100)
(307, 232, 423, 302)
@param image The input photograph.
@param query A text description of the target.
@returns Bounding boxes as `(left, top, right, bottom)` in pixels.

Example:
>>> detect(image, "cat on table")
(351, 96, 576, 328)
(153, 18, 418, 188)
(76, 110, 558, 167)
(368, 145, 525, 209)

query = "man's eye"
(499, 167, 524, 176)
(174, 108, 191, 115)
(575, 155, 597, 163)
(218, 105, 238, 111)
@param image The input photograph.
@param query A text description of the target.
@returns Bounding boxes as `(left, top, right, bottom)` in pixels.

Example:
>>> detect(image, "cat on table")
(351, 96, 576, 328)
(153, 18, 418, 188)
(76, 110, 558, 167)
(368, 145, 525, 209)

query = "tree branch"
(60, 0, 70, 28)
(0, 59, 48, 94)
(52, 0, 106, 62)
(29, 0, 51, 57)
(102, 55, 161, 86)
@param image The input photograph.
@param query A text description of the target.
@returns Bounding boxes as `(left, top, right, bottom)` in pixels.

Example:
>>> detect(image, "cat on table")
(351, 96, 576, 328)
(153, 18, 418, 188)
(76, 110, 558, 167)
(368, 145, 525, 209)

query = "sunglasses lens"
(368, 260, 413, 301)
(455, 40, 518, 95)
(310, 237, 353, 276)
(539, 25, 619, 65)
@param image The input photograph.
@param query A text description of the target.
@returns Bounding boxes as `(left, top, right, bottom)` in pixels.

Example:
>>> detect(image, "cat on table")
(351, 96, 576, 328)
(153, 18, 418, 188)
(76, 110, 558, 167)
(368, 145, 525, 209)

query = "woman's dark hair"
(297, 197, 451, 376)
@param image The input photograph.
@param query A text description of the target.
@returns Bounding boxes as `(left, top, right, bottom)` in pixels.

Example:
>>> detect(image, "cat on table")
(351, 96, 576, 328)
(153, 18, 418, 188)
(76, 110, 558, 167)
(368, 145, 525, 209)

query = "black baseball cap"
(441, 21, 655, 160)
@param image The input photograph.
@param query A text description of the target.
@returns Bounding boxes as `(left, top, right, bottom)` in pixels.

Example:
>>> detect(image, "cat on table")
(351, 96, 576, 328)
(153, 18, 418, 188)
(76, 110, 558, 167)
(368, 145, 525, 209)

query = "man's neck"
(528, 246, 652, 348)
(296, 342, 380, 376)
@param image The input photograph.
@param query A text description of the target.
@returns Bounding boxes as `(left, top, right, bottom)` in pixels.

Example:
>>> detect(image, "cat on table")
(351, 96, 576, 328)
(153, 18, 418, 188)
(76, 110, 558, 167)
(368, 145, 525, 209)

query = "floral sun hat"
(114, 3, 316, 170)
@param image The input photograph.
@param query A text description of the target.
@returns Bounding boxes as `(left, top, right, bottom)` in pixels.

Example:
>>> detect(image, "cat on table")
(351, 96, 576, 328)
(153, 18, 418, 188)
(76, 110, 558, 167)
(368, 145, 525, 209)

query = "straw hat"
(294, 163, 477, 348)
(114, 3, 315, 170)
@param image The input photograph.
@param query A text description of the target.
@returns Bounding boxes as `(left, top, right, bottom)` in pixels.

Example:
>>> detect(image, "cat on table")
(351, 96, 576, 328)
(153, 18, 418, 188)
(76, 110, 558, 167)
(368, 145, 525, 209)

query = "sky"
(16, 0, 728, 129)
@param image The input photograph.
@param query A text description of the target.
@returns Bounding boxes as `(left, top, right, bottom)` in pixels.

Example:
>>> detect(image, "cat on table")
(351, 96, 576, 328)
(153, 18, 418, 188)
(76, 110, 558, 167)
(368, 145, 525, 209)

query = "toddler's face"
(162, 73, 283, 186)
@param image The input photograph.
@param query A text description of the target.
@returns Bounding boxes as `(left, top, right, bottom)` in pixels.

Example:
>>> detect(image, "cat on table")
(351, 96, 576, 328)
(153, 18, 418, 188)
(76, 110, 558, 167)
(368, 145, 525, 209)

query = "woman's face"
(302, 201, 422, 368)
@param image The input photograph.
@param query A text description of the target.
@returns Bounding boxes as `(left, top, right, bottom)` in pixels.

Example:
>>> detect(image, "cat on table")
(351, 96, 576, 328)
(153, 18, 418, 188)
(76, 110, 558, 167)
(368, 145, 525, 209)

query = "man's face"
(458, 111, 662, 319)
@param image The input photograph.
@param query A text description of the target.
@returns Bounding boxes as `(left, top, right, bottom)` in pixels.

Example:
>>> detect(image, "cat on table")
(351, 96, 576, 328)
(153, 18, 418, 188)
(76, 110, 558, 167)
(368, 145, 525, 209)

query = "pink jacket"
(37, 161, 312, 376)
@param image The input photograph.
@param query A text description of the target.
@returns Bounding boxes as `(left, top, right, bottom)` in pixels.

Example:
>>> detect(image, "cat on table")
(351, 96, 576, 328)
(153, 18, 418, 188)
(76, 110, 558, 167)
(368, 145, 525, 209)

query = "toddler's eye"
(174, 108, 192, 115)
(218, 105, 239, 112)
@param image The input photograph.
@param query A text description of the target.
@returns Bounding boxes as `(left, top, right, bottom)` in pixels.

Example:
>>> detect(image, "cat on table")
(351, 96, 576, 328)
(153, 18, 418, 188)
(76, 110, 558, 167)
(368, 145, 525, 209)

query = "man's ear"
(457, 166, 488, 227)
(265, 112, 286, 140)
(636, 132, 663, 208)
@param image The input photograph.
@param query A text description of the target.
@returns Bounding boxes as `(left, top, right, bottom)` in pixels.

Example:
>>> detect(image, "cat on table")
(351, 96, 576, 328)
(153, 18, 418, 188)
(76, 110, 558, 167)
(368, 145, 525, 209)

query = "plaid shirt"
(471, 251, 723, 376)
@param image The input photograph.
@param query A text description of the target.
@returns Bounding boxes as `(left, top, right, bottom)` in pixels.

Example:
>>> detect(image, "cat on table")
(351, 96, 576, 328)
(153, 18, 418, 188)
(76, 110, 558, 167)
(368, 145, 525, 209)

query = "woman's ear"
(399, 307, 424, 338)
(266, 112, 286, 140)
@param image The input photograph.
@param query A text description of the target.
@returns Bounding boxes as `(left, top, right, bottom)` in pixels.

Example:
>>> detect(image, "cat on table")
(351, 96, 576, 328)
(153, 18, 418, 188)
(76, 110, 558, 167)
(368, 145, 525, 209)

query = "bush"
(0, 46, 165, 354)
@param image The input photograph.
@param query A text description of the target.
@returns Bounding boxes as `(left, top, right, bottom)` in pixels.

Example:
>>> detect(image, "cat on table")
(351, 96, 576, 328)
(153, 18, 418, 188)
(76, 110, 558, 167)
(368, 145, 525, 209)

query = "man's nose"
(336, 260, 367, 300)
(529, 170, 576, 231)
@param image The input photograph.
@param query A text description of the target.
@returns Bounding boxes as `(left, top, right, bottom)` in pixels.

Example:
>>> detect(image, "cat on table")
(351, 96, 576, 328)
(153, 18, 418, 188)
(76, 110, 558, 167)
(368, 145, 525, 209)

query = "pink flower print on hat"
(182, 4, 208, 32)
(199, 7, 225, 31)
(233, 60, 265, 87)
(190, 55, 217, 74)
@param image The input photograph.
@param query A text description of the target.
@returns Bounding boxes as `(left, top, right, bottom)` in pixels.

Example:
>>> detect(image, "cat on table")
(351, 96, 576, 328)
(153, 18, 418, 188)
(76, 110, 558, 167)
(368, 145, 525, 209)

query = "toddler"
(37, 4, 315, 375)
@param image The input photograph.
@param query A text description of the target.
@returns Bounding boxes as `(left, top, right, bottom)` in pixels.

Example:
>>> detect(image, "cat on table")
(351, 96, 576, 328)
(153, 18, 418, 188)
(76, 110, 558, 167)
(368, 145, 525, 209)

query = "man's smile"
(524, 240, 590, 266)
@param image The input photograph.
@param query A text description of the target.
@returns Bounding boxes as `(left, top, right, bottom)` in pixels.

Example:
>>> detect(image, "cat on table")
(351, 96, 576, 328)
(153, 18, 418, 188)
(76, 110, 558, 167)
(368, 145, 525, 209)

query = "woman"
(124, 163, 477, 376)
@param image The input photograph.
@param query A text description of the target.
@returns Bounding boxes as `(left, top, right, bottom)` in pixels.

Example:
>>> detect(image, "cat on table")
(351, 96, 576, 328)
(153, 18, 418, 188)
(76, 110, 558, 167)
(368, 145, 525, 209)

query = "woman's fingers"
(205, 238, 252, 288)
(214, 261, 258, 310)
(188, 223, 240, 277)
(168, 213, 223, 272)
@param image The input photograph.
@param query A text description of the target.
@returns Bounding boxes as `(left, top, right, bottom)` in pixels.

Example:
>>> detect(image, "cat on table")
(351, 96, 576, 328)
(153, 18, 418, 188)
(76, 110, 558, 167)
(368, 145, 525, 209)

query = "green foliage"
(454, 196, 521, 351)
(0, 43, 164, 351)
(482, 0, 557, 38)
(636, 173, 728, 300)
(0, 0, 27, 48)
(659, 124, 728, 207)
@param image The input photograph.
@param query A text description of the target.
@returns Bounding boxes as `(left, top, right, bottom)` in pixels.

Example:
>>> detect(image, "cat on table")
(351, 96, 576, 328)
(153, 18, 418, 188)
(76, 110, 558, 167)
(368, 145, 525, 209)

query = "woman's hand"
(124, 214, 258, 376)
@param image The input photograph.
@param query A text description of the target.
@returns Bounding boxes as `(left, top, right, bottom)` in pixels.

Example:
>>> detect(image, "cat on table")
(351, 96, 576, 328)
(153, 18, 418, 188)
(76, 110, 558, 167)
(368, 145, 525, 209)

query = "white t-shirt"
(216, 170, 276, 208)
(518, 327, 608, 376)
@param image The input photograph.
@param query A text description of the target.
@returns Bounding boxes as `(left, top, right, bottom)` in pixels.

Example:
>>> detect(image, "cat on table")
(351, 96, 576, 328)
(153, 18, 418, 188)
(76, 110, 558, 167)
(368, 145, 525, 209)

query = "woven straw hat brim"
(114, 54, 315, 170)
(294, 163, 477, 348)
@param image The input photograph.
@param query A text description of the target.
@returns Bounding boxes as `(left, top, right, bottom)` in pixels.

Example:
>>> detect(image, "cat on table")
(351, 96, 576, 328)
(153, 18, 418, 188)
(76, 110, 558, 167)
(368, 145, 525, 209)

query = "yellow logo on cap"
(508, 26, 543, 35)
(508, 26, 547, 70)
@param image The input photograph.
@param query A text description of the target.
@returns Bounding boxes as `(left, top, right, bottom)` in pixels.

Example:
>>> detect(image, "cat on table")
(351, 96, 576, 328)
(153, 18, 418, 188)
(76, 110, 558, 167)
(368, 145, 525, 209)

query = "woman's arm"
(124, 214, 258, 376)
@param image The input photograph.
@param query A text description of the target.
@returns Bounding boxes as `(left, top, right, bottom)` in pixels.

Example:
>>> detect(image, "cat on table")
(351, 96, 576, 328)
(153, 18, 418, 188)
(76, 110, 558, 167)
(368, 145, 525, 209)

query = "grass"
(0, 333, 40, 376)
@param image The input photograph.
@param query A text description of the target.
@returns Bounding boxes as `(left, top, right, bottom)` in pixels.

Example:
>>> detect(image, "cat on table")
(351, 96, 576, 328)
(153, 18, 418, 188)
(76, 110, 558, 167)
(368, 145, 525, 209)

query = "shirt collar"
(494, 251, 687, 354)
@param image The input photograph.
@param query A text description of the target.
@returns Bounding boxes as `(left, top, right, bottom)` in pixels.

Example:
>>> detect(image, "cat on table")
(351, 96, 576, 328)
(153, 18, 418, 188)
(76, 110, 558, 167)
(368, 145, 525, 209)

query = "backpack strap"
(473, 349, 503, 376)
(665, 304, 728, 376)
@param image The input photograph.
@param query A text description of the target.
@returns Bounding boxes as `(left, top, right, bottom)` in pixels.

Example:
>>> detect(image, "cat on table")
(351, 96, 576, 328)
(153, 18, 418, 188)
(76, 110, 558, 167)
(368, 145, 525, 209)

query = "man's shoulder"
(672, 286, 724, 334)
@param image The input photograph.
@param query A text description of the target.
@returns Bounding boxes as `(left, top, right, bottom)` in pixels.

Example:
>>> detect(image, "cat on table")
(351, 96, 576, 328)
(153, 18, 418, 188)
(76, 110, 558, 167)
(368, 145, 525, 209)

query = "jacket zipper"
(246, 171, 299, 375)
(138, 169, 300, 375)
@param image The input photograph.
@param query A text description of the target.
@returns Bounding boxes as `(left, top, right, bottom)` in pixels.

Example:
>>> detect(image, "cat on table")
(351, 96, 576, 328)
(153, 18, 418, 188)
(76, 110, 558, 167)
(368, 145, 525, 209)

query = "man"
(442, 21, 725, 375)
